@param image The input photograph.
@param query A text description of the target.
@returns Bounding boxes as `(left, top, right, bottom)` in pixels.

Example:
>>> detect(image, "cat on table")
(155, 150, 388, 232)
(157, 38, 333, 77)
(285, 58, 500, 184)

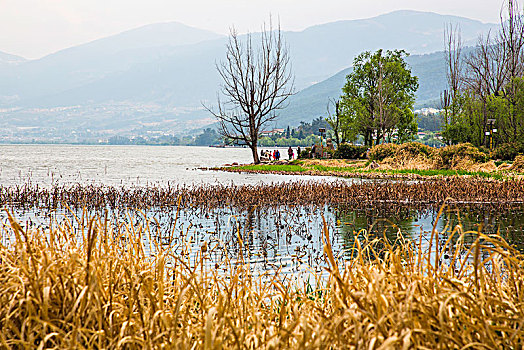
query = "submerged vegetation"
(1, 175, 524, 348)
(0, 210, 523, 348)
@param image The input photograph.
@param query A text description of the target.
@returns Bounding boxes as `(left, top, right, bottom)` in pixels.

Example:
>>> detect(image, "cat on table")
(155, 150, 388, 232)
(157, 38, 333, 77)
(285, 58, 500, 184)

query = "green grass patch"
(355, 168, 506, 180)
(237, 163, 357, 173)
(233, 163, 508, 180)
(238, 164, 310, 172)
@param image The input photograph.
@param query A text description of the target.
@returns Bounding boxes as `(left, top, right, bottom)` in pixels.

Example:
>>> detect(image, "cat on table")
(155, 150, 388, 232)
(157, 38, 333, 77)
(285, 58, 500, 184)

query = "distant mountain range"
(0, 51, 26, 65)
(0, 10, 497, 141)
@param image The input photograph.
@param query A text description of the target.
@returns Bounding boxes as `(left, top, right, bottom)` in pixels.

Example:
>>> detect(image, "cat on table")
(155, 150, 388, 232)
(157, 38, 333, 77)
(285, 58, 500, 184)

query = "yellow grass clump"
(467, 160, 498, 173)
(367, 142, 500, 172)
(381, 154, 436, 170)
(302, 159, 358, 168)
(0, 210, 523, 349)
(510, 155, 524, 172)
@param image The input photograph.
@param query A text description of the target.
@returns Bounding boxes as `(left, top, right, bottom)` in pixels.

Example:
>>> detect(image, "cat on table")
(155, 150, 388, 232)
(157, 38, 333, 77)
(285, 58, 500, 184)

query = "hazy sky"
(1, 0, 505, 59)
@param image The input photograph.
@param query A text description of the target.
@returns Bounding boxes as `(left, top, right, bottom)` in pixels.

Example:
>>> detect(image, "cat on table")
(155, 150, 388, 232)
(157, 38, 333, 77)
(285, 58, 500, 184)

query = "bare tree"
(499, 0, 524, 140)
(461, 0, 524, 143)
(445, 0, 524, 145)
(500, 0, 524, 81)
(464, 32, 502, 144)
(208, 22, 294, 164)
(444, 23, 463, 122)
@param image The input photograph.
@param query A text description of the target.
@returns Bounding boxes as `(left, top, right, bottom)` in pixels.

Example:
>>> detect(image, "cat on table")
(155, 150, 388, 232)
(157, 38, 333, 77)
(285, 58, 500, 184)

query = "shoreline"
(211, 159, 514, 181)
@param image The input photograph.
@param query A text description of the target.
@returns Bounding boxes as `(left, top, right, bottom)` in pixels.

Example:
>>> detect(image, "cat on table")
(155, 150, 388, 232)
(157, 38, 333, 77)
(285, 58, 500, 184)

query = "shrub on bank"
(333, 143, 368, 159)
(396, 142, 436, 159)
(439, 143, 488, 168)
(323, 148, 335, 158)
(300, 147, 311, 159)
(368, 143, 399, 161)
(510, 154, 524, 172)
(477, 145, 491, 156)
(491, 142, 524, 161)
(367, 142, 492, 170)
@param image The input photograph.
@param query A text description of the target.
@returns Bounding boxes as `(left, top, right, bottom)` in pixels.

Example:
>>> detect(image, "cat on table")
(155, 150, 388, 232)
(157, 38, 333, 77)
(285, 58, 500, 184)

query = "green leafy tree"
(195, 128, 220, 146)
(396, 108, 418, 143)
(258, 136, 275, 147)
(326, 99, 357, 146)
(340, 49, 419, 146)
(443, 79, 524, 148)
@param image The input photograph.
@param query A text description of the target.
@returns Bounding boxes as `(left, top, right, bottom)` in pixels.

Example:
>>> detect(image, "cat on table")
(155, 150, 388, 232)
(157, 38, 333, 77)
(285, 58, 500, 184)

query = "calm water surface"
(3, 205, 522, 278)
(0, 144, 344, 186)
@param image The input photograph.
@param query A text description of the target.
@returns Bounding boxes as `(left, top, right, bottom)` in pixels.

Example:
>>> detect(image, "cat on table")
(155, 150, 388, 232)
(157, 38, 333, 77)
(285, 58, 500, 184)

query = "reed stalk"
(0, 211, 522, 348)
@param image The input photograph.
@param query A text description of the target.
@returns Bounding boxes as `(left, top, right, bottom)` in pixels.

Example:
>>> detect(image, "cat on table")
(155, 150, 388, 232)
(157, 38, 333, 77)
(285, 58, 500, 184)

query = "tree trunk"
(365, 129, 372, 147)
(482, 100, 487, 146)
(334, 128, 341, 148)
(251, 145, 260, 164)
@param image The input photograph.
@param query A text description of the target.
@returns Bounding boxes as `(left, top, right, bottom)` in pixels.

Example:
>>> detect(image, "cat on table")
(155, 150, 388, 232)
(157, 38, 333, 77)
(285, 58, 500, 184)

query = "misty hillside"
(0, 22, 225, 102)
(0, 51, 26, 65)
(0, 11, 497, 140)
(0, 11, 495, 106)
(0, 51, 26, 103)
(284, 10, 493, 87)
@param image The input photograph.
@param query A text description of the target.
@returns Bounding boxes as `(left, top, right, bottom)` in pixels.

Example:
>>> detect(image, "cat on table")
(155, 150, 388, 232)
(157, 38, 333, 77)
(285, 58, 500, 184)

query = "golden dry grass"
(380, 154, 436, 171)
(0, 210, 523, 349)
(373, 151, 495, 173)
(301, 159, 363, 168)
(510, 155, 524, 172)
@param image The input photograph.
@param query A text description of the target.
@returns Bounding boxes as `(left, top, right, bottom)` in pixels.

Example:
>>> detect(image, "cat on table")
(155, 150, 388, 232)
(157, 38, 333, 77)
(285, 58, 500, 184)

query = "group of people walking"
(261, 146, 301, 161)
(261, 149, 281, 161)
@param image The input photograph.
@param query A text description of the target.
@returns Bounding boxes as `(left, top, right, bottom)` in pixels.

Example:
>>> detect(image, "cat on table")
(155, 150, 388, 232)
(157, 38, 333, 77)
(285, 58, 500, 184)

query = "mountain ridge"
(0, 10, 498, 141)
(33, 21, 225, 62)
(0, 51, 26, 65)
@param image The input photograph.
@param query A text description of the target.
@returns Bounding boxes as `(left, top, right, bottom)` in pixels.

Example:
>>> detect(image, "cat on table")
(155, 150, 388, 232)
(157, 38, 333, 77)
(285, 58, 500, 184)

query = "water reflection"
(337, 205, 524, 275)
(1, 204, 523, 275)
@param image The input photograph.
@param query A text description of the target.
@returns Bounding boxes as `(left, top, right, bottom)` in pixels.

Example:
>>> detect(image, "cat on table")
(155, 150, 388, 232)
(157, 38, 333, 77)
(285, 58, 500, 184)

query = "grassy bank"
(220, 160, 505, 180)
(217, 142, 524, 179)
(0, 211, 523, 348)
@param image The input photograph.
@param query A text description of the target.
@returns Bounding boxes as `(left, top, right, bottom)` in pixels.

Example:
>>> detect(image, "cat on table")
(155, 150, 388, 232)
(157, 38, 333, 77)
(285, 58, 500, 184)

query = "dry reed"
(2, 179, 524, 212)
(0, 210, 523, 349)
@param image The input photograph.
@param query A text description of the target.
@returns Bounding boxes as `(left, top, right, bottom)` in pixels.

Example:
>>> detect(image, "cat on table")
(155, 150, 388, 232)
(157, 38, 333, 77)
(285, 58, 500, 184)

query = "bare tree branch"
(206, 21, 295, 163)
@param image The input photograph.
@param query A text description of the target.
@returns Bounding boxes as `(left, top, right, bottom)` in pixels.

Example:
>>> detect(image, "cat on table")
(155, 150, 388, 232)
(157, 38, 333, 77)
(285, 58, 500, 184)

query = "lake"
(0, 144, 342, 186)
(1, 144, 523, 276)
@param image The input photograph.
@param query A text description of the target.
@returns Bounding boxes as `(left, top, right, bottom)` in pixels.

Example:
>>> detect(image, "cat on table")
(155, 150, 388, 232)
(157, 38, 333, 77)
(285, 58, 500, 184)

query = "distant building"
(414, 108, 441, 116)
(260, 128, 285, 136)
